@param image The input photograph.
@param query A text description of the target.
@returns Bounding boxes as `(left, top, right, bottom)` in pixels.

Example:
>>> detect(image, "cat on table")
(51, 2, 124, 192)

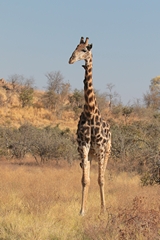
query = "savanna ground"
(0, 158, 160, 240)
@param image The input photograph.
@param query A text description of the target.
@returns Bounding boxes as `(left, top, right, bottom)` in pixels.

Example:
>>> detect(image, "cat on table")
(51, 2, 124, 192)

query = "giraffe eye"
(82, 49, 87, 52)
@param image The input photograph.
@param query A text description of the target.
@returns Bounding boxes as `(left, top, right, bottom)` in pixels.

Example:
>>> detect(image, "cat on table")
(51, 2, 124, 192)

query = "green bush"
(111, 120, 160, 178)
(0, 124, 78, 164)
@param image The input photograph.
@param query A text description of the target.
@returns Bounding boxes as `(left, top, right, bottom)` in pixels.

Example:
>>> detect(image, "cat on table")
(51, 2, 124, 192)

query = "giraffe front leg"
(80, 146, 90, 216)
(103, 139, 111, 172)
(98, 142, 111, 214)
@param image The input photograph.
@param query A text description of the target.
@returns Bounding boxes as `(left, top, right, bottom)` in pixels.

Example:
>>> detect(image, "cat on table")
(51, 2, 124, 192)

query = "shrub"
(0, 124, 78, 164)
(111, 120, 160, 178)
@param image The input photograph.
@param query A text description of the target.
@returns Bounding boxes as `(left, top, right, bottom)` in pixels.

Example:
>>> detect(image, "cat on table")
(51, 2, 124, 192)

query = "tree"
(106, 83, 120, 109)
(144, 76, 160, 110)
(5, 75, 34, 108)
(19, 78, 34, 107)
(94, 90, 108, 113)
(150, 76, 160, 92)
(69, 89, 84, 119)
(46, 71, 64, 94)
(8, 74, 24, 90)
(69, 89, 84, 107)
(43, 71, 71, 115)
(122, 106, 133, 124)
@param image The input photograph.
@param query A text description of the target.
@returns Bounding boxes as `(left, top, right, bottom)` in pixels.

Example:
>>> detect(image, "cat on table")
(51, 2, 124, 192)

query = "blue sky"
(0, 1, 160, 104)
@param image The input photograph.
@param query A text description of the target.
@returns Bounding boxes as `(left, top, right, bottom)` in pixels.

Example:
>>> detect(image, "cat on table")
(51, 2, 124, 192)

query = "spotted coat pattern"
(69, 37, 111, 215)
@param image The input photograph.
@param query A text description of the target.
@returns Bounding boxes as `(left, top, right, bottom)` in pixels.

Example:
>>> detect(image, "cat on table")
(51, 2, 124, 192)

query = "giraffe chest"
(77, 115, 110, 148)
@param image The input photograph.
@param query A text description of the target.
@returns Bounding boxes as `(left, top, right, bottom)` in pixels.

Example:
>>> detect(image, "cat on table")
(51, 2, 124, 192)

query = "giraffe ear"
(86, 44, 93, 51)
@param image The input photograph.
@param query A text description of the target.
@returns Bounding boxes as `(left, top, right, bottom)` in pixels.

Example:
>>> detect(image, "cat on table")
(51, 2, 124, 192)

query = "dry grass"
(0, 106, 77, 130)
(0, 83, 77, 130)
(0, 160, 160, 240)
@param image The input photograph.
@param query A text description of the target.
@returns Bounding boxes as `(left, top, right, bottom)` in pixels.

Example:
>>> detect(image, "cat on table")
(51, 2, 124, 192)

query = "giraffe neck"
(83, 57, 98, 119)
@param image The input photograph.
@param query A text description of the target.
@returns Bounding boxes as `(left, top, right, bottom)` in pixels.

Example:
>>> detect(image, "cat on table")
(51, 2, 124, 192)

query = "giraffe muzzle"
(69, 57, 74, 64)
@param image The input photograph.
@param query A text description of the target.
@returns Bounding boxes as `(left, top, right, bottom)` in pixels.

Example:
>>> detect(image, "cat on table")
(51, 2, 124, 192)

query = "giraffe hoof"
(100, 207, 106, 215)
(79, 210, 85, 216)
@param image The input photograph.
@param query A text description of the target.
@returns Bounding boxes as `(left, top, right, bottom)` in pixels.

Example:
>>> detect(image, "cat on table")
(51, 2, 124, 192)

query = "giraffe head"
(69, 37, 92, 64)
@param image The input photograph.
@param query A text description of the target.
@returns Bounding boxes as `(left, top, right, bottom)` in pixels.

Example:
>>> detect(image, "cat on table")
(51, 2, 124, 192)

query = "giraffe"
(69, 37, 111, 215)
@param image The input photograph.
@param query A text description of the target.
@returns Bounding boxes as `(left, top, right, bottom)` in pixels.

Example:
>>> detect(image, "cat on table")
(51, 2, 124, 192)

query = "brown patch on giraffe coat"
(87, 75, 92, 81)
(84, 105, 88, 112)
(85, 94, 88, 103)
(84, 111, 91, 119)
(94, 127, 100, 135)
(97, 136, 103, 142)
(91, 117, 95, 125)
(88, 95, 94, 103)
(95, 115, 100, 122)
(89, 82, 92, 87)
(95, 108, 98, 114)
(87, 89, 93, 96)
(89, 105, 95, 112)
(88, 68, 92, 73)
(84, 82, 88, 91)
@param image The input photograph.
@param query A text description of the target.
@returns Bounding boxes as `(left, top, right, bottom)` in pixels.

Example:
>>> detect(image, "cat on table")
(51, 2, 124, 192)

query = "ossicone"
(80, 37, 89, 46)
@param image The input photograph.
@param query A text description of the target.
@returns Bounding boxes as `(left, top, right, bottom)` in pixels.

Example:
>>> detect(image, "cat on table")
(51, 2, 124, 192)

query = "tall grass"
(0, 161, 159, 239)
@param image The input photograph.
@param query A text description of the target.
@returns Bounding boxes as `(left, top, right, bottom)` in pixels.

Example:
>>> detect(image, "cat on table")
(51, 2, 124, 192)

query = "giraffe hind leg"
(97, 149, 107, 213)
(79, 145, 90, 216)
(98, 143, 111, 213)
